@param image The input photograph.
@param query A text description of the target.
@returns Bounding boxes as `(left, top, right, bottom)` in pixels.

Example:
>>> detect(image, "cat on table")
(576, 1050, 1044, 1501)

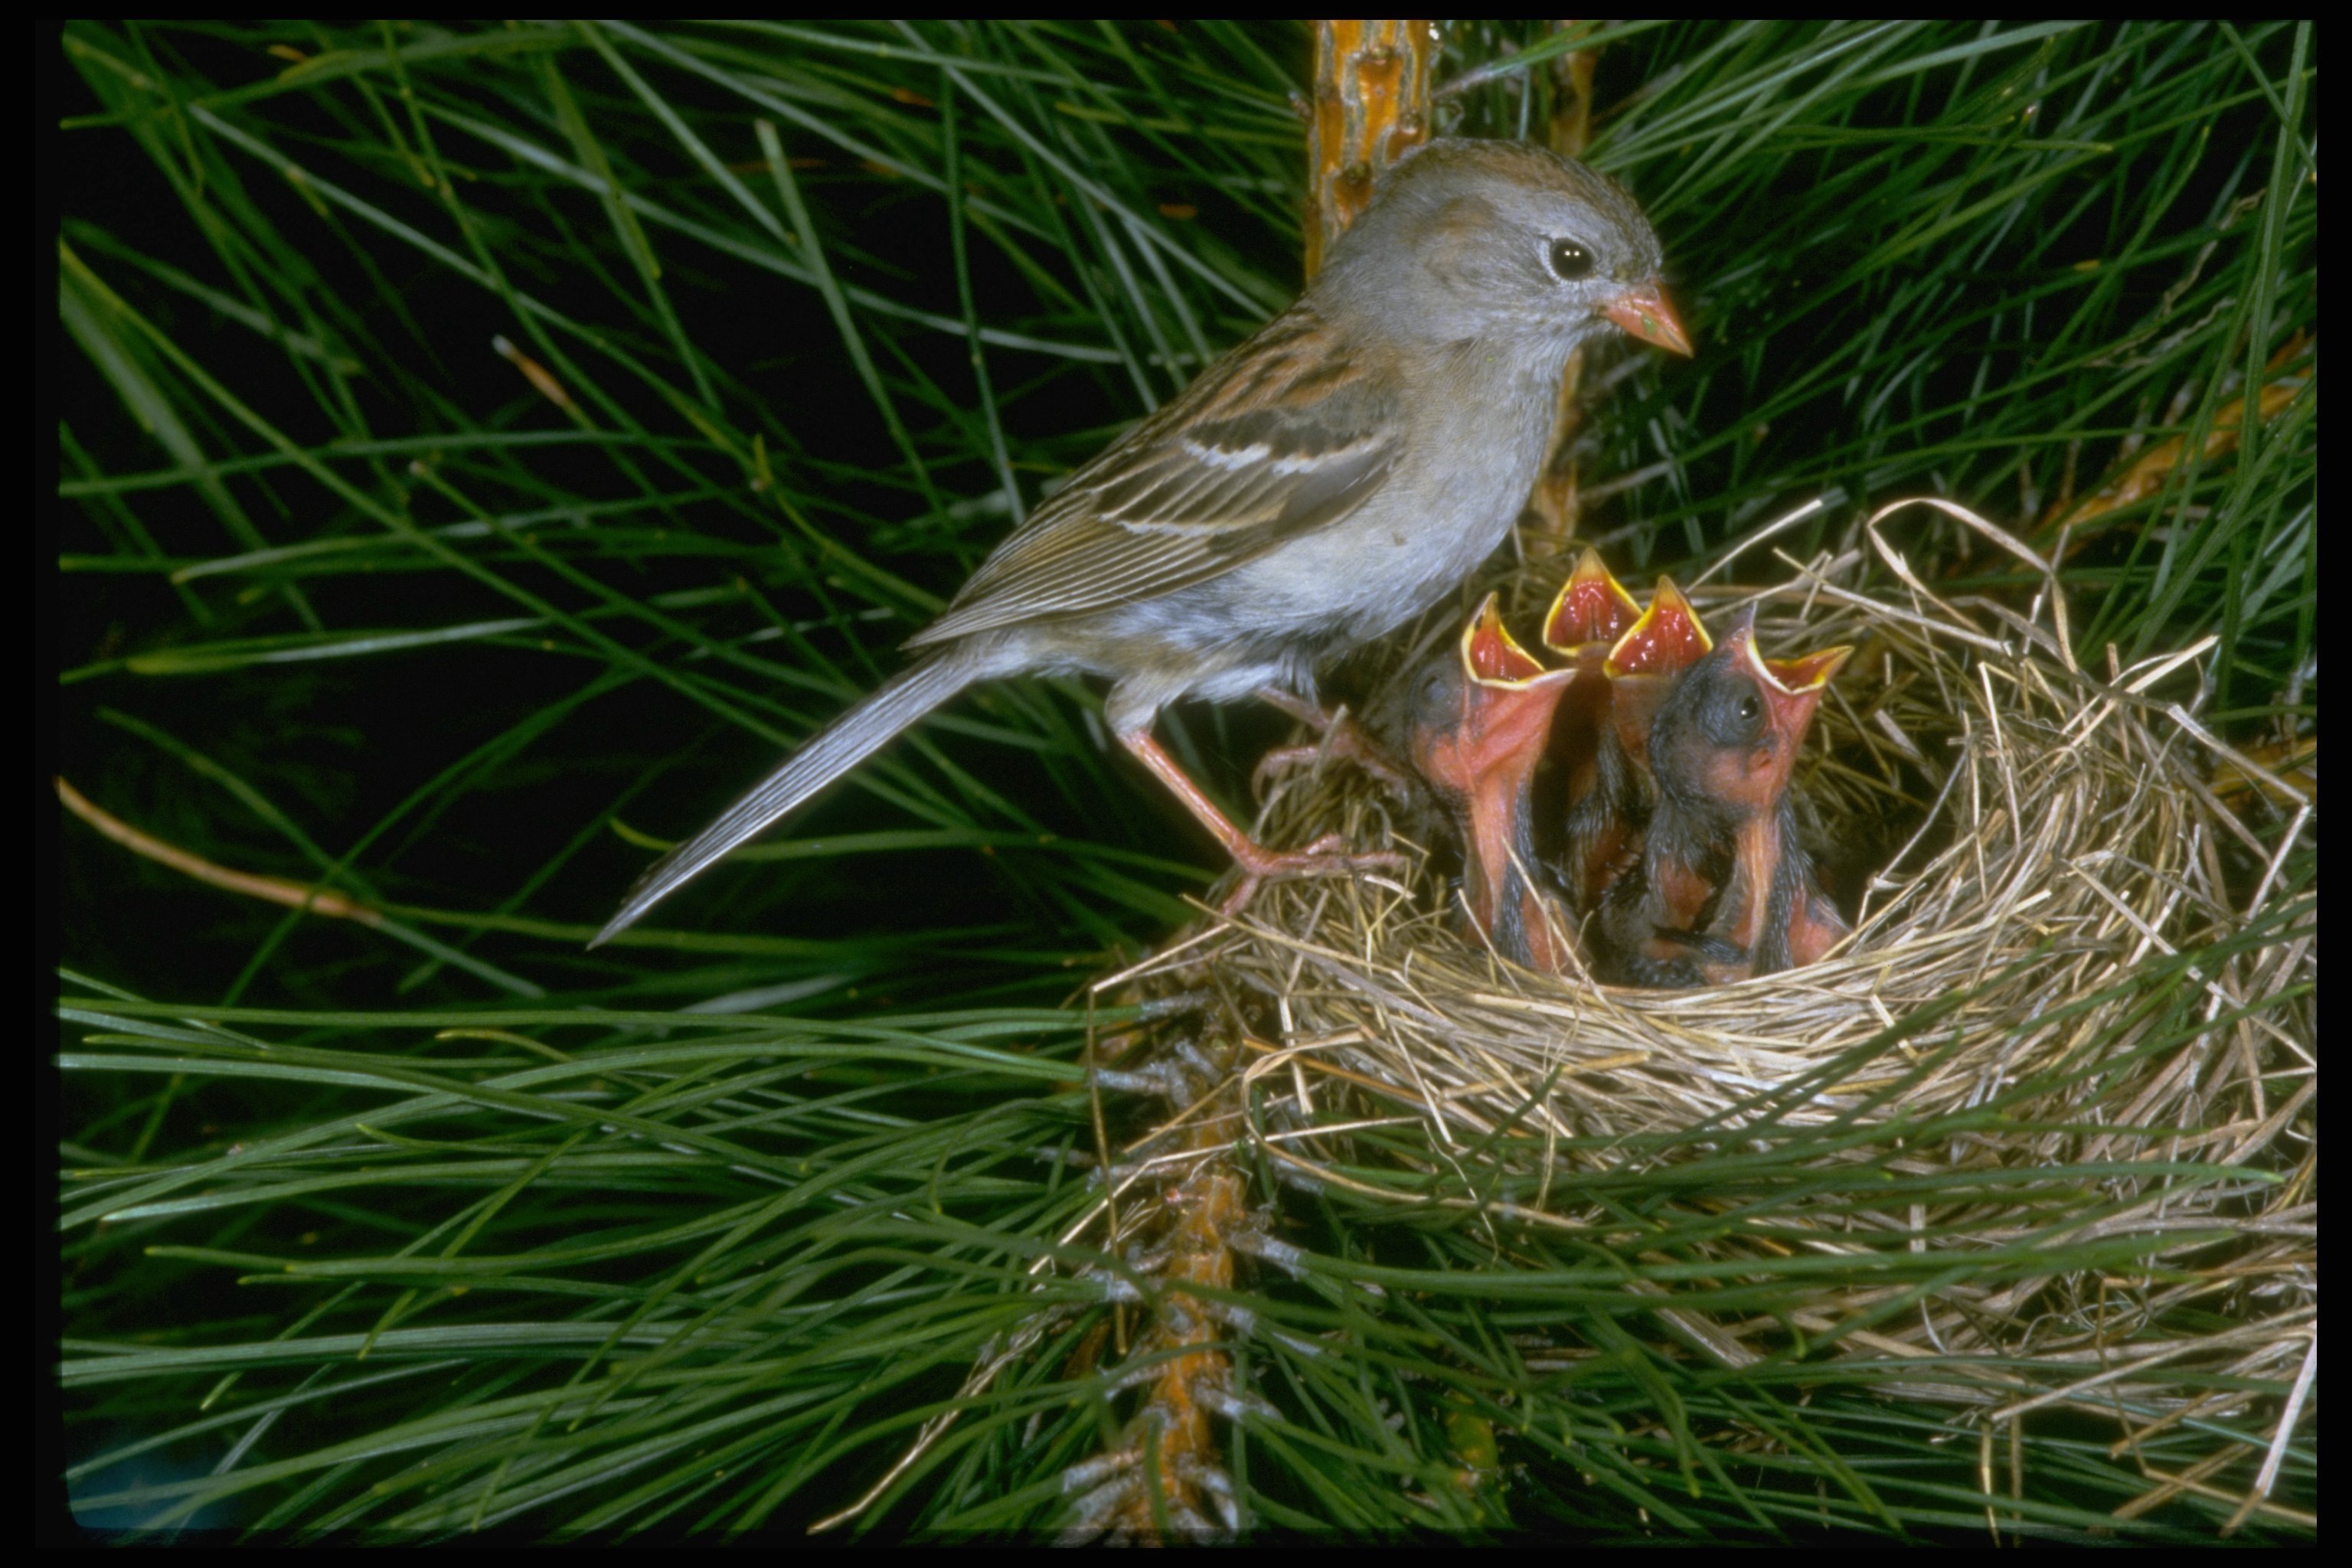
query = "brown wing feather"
(906, 302, 1399, 648)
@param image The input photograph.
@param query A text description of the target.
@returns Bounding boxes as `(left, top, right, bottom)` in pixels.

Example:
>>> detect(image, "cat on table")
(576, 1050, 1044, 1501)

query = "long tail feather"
(591, 652, 985, 946)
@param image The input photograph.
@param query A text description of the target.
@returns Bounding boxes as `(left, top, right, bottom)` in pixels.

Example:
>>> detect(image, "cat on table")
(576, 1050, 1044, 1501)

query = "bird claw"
(1250, 743, 1331, 799)
(1250, 719, 1416, 802)
(1217, 837, 1410, 915)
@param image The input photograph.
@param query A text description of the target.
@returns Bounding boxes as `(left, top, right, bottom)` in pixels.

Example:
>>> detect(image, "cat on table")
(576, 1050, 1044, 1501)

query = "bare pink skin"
(1406, 599, 1575, 971)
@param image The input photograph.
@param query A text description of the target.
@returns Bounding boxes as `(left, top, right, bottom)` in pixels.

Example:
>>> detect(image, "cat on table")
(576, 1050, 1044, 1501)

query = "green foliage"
(59, 21, 2311, 1538)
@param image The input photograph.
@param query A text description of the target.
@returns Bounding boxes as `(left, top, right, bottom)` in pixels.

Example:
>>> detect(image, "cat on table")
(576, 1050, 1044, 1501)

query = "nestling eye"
(1737, 694, 1762, 724)
(1547, 238, 1596, 282)
(1413, 665, 1457, 724)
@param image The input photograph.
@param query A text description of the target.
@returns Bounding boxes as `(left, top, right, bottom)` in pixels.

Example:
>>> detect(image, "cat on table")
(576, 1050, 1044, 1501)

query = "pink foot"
(1217, 833, 1409, 916)
(1250, 718, 1415, 801)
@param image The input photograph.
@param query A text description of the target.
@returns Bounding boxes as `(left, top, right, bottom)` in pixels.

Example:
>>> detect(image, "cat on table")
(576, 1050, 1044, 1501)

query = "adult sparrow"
(596, 138, 1687, 943)
(1596, 609, 1850, 986)
(1559, 576, 1711, 916)
(1400, 596, 1576, 972)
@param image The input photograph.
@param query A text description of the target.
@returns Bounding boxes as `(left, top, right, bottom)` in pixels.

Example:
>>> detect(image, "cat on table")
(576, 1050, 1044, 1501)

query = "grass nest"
(1099, 502, 2314, 1488)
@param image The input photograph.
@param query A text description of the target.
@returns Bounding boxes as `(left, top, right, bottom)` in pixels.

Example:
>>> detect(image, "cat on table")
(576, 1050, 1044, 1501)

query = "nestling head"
(1650, 609, 1842, 818)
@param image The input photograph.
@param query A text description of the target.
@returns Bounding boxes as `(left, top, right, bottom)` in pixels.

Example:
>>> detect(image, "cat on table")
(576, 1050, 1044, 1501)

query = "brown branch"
(1518, 22, 1606, 560)
(1303, 20, 1435, 280)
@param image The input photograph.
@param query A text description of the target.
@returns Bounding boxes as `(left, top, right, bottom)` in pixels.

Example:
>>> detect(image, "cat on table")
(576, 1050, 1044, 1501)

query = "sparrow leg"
(1120, 729, 1407, 913)
(1249, 687, 1416, 798)
(1253, 685, 1342, 730)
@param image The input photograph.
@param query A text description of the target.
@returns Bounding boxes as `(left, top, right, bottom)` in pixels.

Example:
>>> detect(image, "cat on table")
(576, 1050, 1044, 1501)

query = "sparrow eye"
(1547, 238, 1596, 282)
(1737, 694, 1762, 724)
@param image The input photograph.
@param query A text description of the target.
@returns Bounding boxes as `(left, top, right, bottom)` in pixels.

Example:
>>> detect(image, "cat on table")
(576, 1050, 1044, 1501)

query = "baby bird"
(1758, 644, 1855, 970)
(1560, 577, 1711, 916)
(1401, 596, 1576, 972)
(1596, 608, 1850, 986)
(1538, 545, 1642, 847)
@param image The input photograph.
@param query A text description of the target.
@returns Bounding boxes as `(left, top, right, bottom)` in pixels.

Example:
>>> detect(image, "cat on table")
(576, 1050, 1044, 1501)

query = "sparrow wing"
(907, 302, 1400, 648)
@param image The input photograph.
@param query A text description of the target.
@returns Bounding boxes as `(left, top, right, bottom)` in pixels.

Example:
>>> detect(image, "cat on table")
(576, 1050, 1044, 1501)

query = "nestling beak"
(1762, 642, 1854, 697)
(1604, 577, 1712, 680)
(1407, 595, 1574, 795)
(1732, 615, 1845, 758)
(1541, 547, 1641, 861)
(1455, 595, 1576, 766)
(1599, 575, 1716, 798)
(1540, 547, 1642, 658)
(1604, 279, 1694, 357)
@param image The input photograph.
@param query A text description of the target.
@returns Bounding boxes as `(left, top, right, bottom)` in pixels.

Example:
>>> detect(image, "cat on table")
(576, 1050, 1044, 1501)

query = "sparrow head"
(1540, 547, 1642, 662)
(1321, 139, 1691, 356)
(1405, 594, 1574, 802)
(1649, 609, 1849, 819)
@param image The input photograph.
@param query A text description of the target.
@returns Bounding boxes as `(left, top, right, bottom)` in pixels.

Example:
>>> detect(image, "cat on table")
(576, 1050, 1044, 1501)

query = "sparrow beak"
(1605, 279, 1694, 358)
(1603, 577, 1713, 679)
(1540, 547, 1642, 658)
